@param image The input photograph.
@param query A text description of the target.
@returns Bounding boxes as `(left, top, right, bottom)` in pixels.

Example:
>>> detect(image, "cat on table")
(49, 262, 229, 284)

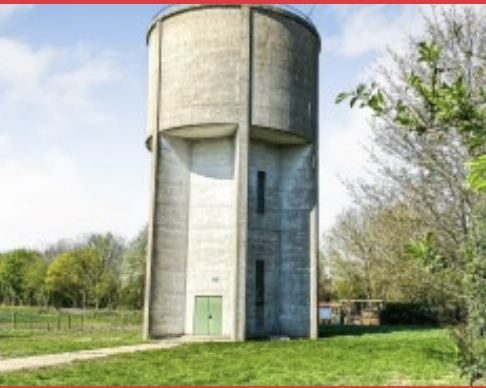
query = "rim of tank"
(147, 4, 321, 44)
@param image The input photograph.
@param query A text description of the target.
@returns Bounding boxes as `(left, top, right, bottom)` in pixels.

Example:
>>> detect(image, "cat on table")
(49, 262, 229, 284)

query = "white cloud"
(322, 111, 373, 175)
(0, 13, 145, 251)
(326, 5, 486, 59)
(0, 149, 132, 251)
(0, 134, 8, 154)
(0, 4, 33, 27)
(325, 5, 422, 58)
(319, 5, 423, 234)
(319, 109, 375, 231)
(0, 38, 124, 134)
(319, 4, 486, 235)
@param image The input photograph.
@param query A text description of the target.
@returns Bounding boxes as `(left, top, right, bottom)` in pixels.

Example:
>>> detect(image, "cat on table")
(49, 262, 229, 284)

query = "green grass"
(0, 330, 144, 358)
(0, 326, 466, 386)
(0, 306, 145, 359)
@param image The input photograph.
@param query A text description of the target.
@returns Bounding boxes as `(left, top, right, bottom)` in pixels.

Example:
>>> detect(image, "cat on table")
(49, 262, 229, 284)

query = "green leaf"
(417, 41, 441, 64)
(356, 84, 366, 96)
(335, 92, 350, 105)
(467, 155, 486, 193)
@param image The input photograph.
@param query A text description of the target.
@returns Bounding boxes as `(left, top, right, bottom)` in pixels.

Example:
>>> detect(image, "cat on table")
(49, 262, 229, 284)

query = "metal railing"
(151, 4, 316, 27)
(279, 4, 316, 25)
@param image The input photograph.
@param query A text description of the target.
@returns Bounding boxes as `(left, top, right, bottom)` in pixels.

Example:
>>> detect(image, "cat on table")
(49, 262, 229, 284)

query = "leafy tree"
(46, 248, 116, 309)
(324, 203, 456, 305)
(337, 19, 486, 192)
(23, 256, 48, 306)
(85, 233, 125, 307)
(0, 229, 147, 311)
(337, 5, 486, 384)
(0, 250, 45, 306)
(45, 251, 83, 308)
(42, 239, 79, 263)
(75, 248, 116, 310)
(120, 227, 147, 309)
(86, 233, 125, 276)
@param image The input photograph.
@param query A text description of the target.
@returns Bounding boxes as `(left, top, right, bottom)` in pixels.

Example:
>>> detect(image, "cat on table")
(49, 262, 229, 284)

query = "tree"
(46, 251, 83, 308)
(120, 227, 147, 309)
(75, 248, 116, 310)
(337, 5, 486, 384)
(23, 256, 48, 306)
(42, 238, 79, 263)
(324, 203, 456, 305)
(0, 250, 45, 306)
(85, 233, 125, 307)
(337, 7, 486, 192)
(46, 248, 116, 309)
(0, 228, 146, 310)
(86, 233, 125, 276)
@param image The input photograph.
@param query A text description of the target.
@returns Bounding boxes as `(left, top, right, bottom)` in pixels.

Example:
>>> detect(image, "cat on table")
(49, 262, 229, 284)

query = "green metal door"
(194, 297, 209, 336)
(208, 297, 222, 336)
(194, 296, 222, 336)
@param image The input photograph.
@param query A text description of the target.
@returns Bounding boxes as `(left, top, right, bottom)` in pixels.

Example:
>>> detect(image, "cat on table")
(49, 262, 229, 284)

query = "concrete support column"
(310, 206, 319, 339)
(233, 5, 252, 341)
(143, 131, 159, 340)
(309, 51, 320, 340)
(143, 21, 163, 340)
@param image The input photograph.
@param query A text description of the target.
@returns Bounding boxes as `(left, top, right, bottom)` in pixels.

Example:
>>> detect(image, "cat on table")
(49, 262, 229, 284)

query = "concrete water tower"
(144, 4, 320, 341)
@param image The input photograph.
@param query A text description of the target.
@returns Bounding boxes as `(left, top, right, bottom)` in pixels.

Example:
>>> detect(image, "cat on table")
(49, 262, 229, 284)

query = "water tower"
(144, 4, 320, 341)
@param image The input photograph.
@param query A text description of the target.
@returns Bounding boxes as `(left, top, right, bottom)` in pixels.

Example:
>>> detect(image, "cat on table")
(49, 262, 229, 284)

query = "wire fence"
(0, 307, 143, 332)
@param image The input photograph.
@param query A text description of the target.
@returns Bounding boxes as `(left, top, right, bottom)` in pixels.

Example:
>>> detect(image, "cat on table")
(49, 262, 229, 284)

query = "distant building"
(144, 4, 321, 341)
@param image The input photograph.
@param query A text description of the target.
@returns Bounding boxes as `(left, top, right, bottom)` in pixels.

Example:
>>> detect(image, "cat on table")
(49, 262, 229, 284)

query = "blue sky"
(0, 4, 426, 250)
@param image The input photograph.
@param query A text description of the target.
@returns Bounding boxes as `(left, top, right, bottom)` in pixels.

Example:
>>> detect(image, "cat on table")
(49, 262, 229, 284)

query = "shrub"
(381, 302, 465, 326)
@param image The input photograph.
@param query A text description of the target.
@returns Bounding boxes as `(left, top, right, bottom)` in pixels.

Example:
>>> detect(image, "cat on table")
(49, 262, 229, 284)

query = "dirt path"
(0, 340, 183, 374)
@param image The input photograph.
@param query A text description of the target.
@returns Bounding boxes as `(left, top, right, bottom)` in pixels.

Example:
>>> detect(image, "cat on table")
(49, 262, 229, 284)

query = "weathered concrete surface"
(148, 136, 190, 337)
(252, 9, 320, 140)
(149, 8, 241, 137)
(145, 4, 320, 341)
(145, 5, 320, 145)
(247, 140, 282, 337)
(185, 137, 237, 337)
(0, 341, 183, 374)
(235, 5, 251, 341)
(246, 140, 316, 338)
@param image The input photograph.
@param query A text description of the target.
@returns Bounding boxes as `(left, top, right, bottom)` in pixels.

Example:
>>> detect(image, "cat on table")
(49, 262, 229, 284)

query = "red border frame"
(0, 3, 470, 387)
(2, 1, 484, 4)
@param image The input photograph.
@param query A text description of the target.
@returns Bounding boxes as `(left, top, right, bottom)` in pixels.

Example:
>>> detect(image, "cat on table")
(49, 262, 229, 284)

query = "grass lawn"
(0, 330, 144, 359)
(0, 326, 466, 386)
(0, 306, 144, 358)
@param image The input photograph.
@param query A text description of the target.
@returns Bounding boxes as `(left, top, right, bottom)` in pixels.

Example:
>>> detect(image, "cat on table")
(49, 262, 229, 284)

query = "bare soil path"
(0, 340, 182, 374)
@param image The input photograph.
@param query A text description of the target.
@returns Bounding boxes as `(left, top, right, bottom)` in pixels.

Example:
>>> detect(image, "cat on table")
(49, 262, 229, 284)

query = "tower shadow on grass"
(320, 325, 438, 338)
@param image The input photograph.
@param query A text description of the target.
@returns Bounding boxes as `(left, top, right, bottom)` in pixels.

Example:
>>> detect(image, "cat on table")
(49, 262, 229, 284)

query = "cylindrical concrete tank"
(146, 4, 320, 144)
(144, 4, 320, 341)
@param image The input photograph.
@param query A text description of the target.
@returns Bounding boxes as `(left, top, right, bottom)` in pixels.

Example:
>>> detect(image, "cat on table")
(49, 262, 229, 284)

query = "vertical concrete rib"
(143, 21, 163, 340)
(233, 5, 252, 341)
(309, 48, 320, 340)
(310, 207, 319, 339)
